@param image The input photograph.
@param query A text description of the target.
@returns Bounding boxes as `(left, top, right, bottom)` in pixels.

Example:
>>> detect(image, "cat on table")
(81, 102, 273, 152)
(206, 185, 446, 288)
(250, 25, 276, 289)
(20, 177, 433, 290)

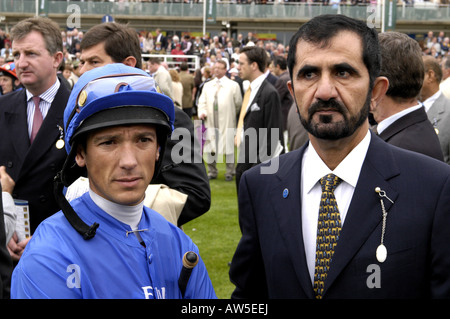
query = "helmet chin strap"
(54, 135, 167, 240)
(53, 171, 99, 240)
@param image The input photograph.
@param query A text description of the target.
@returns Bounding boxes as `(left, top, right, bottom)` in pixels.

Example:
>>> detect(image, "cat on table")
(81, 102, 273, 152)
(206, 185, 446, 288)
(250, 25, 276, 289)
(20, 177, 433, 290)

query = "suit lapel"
(323, 133, 399, 295)
(270, 146, 315, 298)
(19, 86, 68, 179)
(244, 80, 266, 120)
(427, 94, 447, 123)
(379, 107, 426, 141)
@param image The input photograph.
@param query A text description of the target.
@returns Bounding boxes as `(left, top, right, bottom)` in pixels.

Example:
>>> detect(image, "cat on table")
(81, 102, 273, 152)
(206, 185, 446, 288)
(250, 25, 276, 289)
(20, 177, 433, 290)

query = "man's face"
(12, 31, 61, 95)
(288, 30, 371, 140)
(0, 75, 14, 94)
(215, 62, 227, 79)
(148, 62, 159, 74)
(79, 42, 115, 75)
(76, 125, 160, 206)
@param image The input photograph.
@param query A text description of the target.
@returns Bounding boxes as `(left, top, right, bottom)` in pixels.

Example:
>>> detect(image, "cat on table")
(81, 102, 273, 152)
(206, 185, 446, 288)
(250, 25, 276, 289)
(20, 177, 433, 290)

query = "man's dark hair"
(81, 22, 142, 69)
(240, 46, 267, 73)
(378, 32, 424, 101)
(287, 14, 381, 89)
(273, 55, 287, 71)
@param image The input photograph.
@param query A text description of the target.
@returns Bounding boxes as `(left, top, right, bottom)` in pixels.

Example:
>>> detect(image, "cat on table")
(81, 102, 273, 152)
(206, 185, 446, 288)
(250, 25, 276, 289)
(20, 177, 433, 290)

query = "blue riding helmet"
(56, 63, 175, 239)
(61, 63, 175, 186)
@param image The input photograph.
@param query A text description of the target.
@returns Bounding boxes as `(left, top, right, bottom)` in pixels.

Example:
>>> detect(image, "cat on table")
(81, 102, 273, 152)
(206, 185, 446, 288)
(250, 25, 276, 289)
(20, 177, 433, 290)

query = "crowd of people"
(0, 14, 449, 300)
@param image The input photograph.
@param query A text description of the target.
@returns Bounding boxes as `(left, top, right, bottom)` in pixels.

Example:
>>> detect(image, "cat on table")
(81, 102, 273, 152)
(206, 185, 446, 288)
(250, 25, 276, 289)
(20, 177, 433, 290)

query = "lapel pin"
(283, 188, 289, 198)
(56, 125, 65, 149)
(374, 187, 394, 263)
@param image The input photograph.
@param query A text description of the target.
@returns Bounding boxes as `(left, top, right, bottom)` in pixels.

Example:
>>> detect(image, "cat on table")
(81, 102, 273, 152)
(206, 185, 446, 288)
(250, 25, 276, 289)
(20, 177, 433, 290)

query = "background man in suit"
(0, 17, 70, 261)
(179, 62, 196, 118)
(234, 45, 284, 190)
(155, 28, 168, 51)
(420, 55, 450, 164)
(440, 57, 450, 99)
(78, 22, 210, 226)
(273, 55, 294, 149)
(148, 57, 174, 100)
(370, 32, 444, 162)
(229, 14, 450, 299)
(286, 101, 308, 151)
(264, 54, 278, 87)
(198, 60, 242, 181)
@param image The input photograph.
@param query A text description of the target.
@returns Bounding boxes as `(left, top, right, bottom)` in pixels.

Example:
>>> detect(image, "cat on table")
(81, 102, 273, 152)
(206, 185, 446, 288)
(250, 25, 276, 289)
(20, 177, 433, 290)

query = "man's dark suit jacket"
(153, 107, 211, 226)
(378, 106, 444, 161)
(0, 84, 70, 232)
(236, 79, 284, 189)
(265, 72, 278, 87)
(274, 71, 293, 131)
(230, 131, 450, 298)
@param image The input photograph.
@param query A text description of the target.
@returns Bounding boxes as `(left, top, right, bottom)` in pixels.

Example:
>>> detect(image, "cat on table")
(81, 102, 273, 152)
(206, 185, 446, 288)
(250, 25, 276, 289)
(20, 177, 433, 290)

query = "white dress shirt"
(246, 73, 266, 111)
(422, 90, 442, 113)
(26, 79, 60, 139)
(376, 104, 422, 135)
(301, 130, 371, 283)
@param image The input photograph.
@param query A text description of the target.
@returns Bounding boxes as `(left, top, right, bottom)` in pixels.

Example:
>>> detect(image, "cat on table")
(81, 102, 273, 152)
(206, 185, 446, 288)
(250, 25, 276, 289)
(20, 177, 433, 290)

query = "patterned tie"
(30, 96, 43, 144)
(314, 173, 343, 299)
(235, 87, 251, 147)
(213, 80, 221, 129)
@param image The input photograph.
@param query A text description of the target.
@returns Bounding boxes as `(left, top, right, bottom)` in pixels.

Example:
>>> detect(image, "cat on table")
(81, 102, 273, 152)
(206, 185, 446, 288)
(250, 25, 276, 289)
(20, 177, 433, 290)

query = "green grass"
(183, 161, 241, 299)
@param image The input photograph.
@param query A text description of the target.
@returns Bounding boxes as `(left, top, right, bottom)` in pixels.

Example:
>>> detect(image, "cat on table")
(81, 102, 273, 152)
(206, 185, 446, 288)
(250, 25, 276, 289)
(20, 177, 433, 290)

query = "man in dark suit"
(155, 28, 168, 51)
(229, 14, 450, 299)
(370, 32, 444, 162)
(421, 55, 450, 164)
(264, 54, 278, 87)
(273, 55, 293, 132)
(0, 17, 70, 260)
(234, 46, 284, 190)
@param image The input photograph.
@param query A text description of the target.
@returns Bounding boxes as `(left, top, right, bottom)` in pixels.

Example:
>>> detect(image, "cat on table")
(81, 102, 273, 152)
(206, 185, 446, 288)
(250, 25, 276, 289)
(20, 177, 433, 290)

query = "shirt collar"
(302, 130, 371, 193)
(422, 90, 442, 112)
(249, 73, 266, 92)
(26, 78, 60, 103)
(377, 104, 423, 135)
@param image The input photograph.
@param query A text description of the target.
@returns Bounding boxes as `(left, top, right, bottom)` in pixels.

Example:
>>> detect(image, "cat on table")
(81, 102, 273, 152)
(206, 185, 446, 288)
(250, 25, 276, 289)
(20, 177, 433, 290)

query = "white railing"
(142, 54, 200, 73)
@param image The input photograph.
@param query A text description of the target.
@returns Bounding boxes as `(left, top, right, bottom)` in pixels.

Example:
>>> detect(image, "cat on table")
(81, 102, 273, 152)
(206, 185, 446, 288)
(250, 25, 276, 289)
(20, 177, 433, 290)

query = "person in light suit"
(229, 14, 450, 299)
(420, 55, 450, 164)
(0, 17, 70, 261)
(198, 60, 242, 181)
(148, 57, 173, 100)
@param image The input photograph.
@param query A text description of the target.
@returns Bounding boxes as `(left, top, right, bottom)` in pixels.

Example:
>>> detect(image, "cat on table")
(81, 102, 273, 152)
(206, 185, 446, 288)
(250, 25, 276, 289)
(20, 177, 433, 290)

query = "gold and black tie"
(314, 173, 342, 299)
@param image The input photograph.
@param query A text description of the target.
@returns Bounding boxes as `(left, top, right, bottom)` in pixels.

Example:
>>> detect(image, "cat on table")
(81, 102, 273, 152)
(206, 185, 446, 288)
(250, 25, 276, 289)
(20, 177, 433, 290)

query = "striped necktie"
(314, 173, 342, 299)
(30, 96, 43, 144)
